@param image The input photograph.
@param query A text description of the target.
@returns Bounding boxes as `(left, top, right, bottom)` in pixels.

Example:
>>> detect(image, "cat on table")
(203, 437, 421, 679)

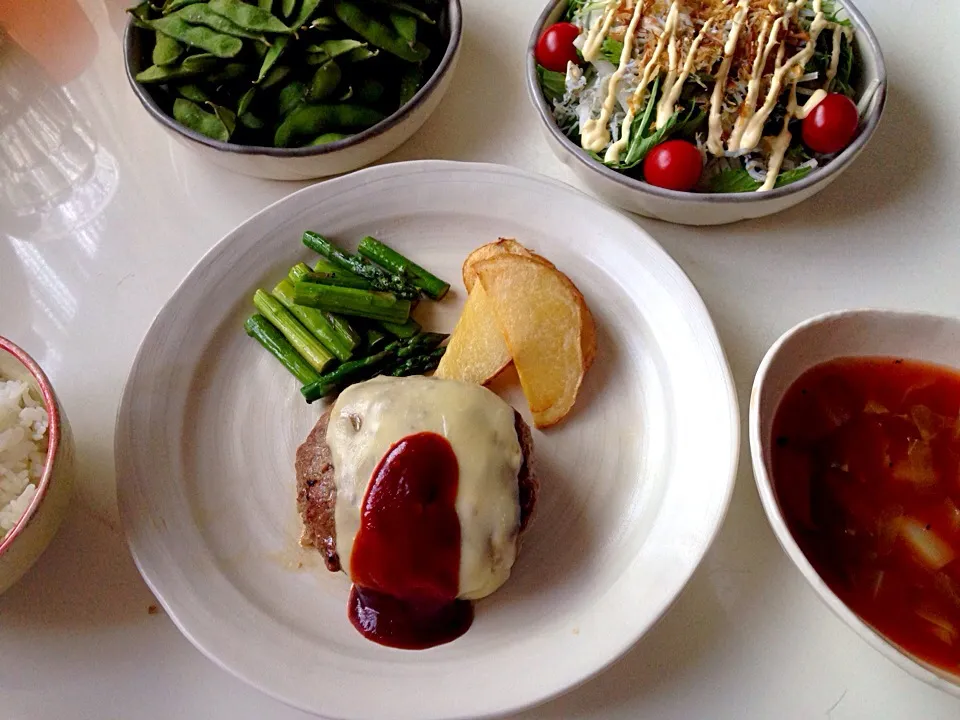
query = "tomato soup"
(772, 357, 960, 673)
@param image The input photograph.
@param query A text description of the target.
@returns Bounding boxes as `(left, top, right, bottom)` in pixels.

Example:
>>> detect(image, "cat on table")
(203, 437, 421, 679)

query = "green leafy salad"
(535, 0, 872, 193)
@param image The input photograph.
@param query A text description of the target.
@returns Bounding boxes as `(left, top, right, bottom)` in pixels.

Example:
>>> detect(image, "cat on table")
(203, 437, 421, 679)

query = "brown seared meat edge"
(295, 409, 538, 573)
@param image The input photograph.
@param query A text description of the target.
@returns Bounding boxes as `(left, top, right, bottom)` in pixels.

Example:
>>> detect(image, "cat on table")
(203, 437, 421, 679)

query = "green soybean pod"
(282, 0, 297, 20)
(128, 2, 153, 28)
(207, 0, 291, 33)
(256, 34, 288, 82)
(239, 111, 266, 129)
(398, 63, 422, 105)
(173, 97, 233, 140)
(389, 11, 416, 43)
(333, 0, 429, 62)
(260, 64, 290, 89)
(374, 0, 435, 24)
(175, 82, 211, 102)
(290, 0, 322, 28)
(175, 4, 267, 40)
(355, 77, 384, 104)
(151, 15, 244, 57)
(207, 61, 248, 83)
(163, 0, 204, 13)
(277, 80, 307, 116)
(345, 46, 379, 62)
(237, 86, 257, 115)
(152, 31, 183, 65)
(309, 15, 338, 30)
(310, 132, 350, 145)
(135, 53, 219, 83)
(274, 104, 385, 147)
(306, 61, 342, 102)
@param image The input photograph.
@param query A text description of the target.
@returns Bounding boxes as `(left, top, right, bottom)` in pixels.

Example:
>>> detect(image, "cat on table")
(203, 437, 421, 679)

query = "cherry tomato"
(802, 93, 859, 154)
(535, 22, 581, 73)
(643, 140, 703, 192)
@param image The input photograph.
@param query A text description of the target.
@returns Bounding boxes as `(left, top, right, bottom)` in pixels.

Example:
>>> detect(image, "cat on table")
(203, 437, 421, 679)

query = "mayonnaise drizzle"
(727, 17, 773, 151)
(656, 19, 713, 128)
(738, 1, 834, 150)
(604, 1, 680, 163)
(571, 0, 857, 191)
(582, 0, 648, 156)
(581, 0, 620, 62)
(706, 0, 751, 155)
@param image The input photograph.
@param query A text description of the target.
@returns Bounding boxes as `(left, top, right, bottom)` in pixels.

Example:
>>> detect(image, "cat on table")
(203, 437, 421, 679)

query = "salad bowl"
(526, 0, 887, 226)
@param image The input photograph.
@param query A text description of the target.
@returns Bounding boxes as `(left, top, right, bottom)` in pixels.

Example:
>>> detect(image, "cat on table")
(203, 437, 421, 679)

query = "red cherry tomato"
(535, 22, 581, 73)
(802, 93, 859, 154)
(643, 140, 703, 192)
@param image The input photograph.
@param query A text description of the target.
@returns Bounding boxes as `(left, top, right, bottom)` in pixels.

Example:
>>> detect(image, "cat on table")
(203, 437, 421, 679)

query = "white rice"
(0, 376, 49, 537)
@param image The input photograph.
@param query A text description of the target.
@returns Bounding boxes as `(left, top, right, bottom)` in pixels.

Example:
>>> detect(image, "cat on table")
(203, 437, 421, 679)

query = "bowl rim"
(0, 336, 61, 557)
(123, 0, 462, 158)
(748, 308, 960, 699)
(525, 0, 887, 204)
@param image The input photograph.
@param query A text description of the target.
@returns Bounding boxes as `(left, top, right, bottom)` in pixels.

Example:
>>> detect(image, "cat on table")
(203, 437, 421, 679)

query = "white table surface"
(2, 0, 960, 718)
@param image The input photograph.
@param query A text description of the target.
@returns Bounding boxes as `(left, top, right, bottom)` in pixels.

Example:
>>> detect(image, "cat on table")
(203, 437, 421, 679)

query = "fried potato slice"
(462, 238, 555, 292)
(475, 254, 595, 428)
(434, 283, 512, 384)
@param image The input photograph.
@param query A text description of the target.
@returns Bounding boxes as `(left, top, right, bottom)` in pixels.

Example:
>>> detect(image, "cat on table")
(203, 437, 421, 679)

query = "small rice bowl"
(0, 376, 49, 537)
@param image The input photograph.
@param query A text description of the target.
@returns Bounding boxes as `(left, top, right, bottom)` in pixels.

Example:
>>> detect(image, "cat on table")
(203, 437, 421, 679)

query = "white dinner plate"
(116, 160, 739, 720)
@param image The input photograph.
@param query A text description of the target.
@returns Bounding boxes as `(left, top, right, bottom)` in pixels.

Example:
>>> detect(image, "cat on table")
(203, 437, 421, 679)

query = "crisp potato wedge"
(476, 254, 595, 428)
(462, 238, 555, 292)
(435, 284, 512, 384)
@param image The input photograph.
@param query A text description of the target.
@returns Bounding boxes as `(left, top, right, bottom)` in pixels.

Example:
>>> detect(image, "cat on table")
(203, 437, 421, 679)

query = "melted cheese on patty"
(326, 376, 524, 601)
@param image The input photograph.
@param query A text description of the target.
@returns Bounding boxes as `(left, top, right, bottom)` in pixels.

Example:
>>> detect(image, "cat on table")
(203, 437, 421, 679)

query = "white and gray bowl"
(751, 309, 960, 698)
(124, 1, 461, 181)
(526, 0, 886, 226)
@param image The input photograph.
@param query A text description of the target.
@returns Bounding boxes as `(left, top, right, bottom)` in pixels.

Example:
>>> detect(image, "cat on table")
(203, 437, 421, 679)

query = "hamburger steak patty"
(295, 409, 539, 573)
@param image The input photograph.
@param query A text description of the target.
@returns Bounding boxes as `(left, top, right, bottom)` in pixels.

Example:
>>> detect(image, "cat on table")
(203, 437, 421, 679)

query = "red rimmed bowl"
(0, 337, 74, 595)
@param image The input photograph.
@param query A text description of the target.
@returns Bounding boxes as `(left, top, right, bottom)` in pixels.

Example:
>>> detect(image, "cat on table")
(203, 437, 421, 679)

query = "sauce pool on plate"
(772, 357, 960, 673)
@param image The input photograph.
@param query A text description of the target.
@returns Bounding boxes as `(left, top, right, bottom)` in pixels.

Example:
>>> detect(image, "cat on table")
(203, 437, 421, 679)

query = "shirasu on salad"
(536, 0, 873, 192)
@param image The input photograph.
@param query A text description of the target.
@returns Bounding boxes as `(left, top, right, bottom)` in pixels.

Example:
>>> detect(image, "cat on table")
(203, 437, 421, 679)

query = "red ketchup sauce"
(773, 358, 960, 672)
(348, 431, 472, 649)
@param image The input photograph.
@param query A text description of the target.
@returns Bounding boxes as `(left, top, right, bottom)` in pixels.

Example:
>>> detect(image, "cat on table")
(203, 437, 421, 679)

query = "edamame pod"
(163, 0, 204, 13)
(306, 61, 342, 102)
(290, 0, 323, 28)
(152, 32, 183, 65)
(281, 0, 297, 20)
(277, 80, 308, 115)
(207, 61, 247, 83)
(274, 104, 385, 147)
(333, 0, 429, 62)
(310, 132, 351, 145)
(372, 0, 435, 24)
(398, 64, 422, 105)
(237, 86, 256, 115)
(175, 4, 268, 41)
(256, 35, 288, 82)
(356, 77, 384, 104)
(208, 0, 291, 33)
(305, 39, 366, 62)
(151, 15, 244, 57)
(128, 2, 153, 28)
(136, 53, 218, 83)
(260, 64, 290, 88)
(176, 83, 211, 102)
(173, 97, 235, 141)
(389, 11, 416, 44)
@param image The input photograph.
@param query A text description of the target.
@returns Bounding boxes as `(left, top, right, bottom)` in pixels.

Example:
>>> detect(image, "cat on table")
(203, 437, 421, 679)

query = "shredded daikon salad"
(538, 0, 870, 192)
